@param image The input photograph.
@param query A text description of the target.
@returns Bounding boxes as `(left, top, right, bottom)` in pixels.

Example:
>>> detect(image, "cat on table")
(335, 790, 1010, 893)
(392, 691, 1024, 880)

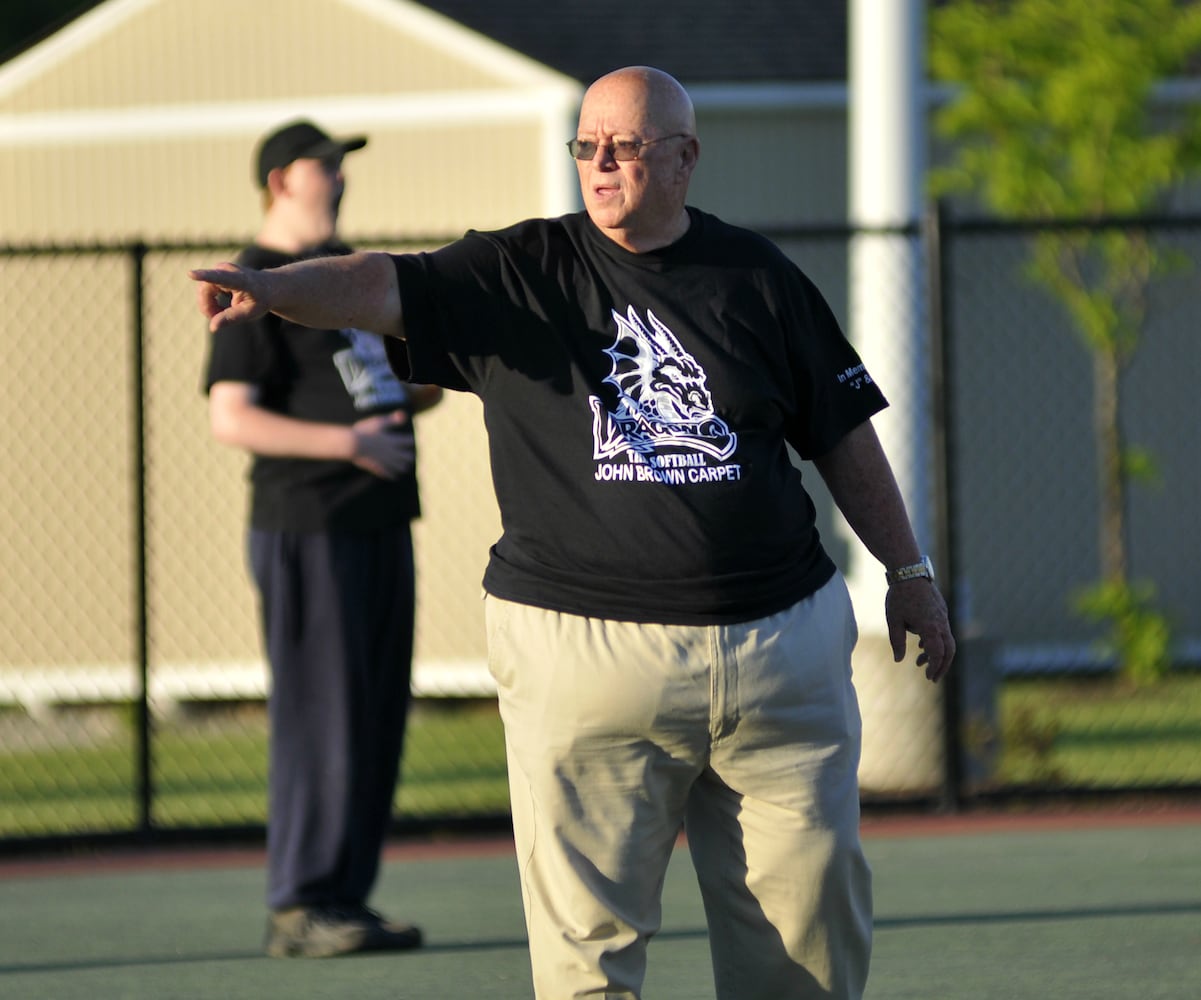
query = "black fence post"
(130, 241, 154, 835)
(924, 201, 963, 811)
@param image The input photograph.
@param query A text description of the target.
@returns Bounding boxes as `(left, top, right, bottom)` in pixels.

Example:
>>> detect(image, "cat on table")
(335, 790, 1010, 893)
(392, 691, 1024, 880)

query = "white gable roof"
(0, 0, 579, 146)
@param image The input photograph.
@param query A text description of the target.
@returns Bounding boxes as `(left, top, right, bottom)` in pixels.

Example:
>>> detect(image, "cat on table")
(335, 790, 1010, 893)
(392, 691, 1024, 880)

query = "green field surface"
(2, 674, 1198, 840)
(995, 673, 1201, 786)
(0, 699, 509, 837)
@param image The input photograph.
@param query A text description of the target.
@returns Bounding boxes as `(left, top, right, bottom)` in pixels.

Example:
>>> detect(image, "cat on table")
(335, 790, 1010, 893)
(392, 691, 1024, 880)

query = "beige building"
(0, 0, 581, 708)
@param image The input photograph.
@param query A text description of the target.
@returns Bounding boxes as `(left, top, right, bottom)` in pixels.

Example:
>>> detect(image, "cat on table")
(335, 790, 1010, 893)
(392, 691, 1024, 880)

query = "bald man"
(192, 66, 954, 1000)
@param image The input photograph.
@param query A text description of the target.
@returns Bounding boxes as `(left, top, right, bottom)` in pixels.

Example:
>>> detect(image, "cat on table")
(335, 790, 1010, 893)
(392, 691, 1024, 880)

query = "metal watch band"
(885, 555, 935, 585)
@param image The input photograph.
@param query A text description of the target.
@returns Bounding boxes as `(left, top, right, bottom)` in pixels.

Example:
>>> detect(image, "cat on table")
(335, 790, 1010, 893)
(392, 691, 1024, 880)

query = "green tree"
(929, 0, 1201, 682)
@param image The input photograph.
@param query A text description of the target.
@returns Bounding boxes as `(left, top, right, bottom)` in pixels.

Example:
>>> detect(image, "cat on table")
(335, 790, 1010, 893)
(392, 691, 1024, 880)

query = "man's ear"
(677, 136, 700, 179)
(265, 164, 290, 198)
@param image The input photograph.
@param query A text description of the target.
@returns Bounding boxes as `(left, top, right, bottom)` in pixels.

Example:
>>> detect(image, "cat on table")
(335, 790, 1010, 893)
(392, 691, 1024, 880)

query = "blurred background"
(1, 0, 1199, 849)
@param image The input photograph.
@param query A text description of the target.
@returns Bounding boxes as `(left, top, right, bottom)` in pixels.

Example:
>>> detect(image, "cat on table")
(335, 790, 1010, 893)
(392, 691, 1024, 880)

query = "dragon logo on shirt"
(589, 306, 737, 461)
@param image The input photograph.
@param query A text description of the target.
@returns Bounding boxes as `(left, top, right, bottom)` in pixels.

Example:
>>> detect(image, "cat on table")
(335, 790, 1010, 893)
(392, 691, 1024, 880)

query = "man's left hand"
(885, 582, 955, 683)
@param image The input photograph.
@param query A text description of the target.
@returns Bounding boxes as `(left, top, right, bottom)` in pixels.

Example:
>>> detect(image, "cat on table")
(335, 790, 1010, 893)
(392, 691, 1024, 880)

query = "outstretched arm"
(813, 420, 955, 682)
(190, 251, 403, 339)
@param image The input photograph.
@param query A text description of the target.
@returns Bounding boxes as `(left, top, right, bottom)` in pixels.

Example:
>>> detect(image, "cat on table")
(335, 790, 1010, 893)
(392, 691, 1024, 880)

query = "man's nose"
(593, 144, 619, 168)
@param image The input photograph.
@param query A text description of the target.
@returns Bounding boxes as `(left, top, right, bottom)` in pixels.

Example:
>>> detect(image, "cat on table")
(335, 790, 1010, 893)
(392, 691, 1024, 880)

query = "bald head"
(574, 67, 699, 252)
(582, 66, 697, 138)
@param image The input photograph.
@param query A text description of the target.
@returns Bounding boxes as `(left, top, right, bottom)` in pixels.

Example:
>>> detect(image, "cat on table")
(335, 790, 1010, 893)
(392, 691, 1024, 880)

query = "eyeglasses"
(566, 134, 690, 161)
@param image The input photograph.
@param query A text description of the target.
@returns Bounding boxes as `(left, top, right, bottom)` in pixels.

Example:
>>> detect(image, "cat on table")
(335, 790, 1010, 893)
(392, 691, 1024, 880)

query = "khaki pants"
(485, 575, 872, 1000)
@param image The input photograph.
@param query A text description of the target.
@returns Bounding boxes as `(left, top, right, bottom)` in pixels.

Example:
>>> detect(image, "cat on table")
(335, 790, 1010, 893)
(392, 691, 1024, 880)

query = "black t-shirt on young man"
(204, 242, 421, 533)
(386, 207, 887, 625)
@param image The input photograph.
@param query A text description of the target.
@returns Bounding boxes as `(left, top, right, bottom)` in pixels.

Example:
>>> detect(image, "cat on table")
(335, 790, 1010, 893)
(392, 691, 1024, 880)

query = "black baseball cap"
(255, 120, 368, 188)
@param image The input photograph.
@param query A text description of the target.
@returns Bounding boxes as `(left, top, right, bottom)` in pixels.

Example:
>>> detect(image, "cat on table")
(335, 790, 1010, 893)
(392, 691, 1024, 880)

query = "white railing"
(0, 658, 496, 717)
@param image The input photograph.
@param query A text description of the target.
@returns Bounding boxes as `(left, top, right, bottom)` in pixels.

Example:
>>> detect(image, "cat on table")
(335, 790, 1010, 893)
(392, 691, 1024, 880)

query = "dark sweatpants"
(249, 527, 416, 912)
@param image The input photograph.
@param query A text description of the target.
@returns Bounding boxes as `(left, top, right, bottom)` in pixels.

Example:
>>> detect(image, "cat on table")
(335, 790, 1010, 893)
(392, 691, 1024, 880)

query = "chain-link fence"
(937, 211, 1201, 799)
(2, 214, 1199, 850)
(0, 236, 509, 847)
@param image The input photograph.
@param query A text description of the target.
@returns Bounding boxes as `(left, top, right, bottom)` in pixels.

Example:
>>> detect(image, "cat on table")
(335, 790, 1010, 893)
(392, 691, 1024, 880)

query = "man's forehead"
(295, 152, 344, 169)
(577, 103, 652, 135)
(575, 119, 650, 137)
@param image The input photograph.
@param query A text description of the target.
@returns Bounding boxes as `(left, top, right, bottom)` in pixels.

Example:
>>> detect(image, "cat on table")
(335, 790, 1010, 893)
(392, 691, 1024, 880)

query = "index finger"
(188, 262, 244, 287)
(923, 630, 954, 683)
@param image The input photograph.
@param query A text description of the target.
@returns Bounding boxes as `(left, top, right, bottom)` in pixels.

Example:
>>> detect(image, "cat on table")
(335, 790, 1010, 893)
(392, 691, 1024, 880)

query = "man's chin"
(584, 201, 627, 230)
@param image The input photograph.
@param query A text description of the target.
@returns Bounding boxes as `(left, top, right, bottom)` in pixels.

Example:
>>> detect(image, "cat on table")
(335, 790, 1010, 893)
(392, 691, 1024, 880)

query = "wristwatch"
(885, 555, 935, 586)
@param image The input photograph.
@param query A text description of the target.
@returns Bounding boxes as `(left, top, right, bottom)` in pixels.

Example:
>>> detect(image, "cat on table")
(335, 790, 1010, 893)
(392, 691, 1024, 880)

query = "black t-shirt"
(203, 242, 421, 532)
(386, 208, 887, 624)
